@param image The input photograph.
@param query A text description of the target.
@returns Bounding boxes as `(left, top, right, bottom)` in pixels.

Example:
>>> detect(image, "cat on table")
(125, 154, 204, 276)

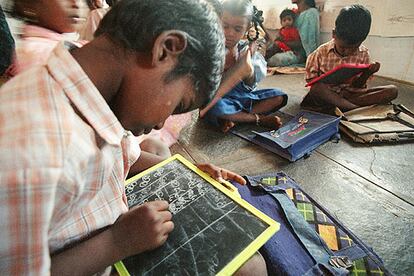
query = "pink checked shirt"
(305, 39, 370, 82)
(0, 43, 140, 274)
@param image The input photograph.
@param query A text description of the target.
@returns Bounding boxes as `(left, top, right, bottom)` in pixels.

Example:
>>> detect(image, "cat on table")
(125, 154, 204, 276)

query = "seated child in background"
(301, 4, 398, 114)
(200, 0, 288, 133)
(265, 9, 300, 60)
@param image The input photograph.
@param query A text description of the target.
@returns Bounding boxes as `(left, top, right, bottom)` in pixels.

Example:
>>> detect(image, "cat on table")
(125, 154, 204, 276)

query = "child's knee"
(272, 95, 285, 107)
(387, 85, 398, 100)
(139, 137, 171, 159)
(234, 252, 267, 276)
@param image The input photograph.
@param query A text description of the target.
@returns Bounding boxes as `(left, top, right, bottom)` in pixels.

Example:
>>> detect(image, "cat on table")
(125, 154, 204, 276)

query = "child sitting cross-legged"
(301, 5, 398, 114)
(265, 8, 300, 59)
(200, 0, 288, 133)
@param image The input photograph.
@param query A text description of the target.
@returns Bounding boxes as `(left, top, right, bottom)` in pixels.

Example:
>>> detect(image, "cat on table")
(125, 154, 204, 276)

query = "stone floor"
(171, 74, 414, 275)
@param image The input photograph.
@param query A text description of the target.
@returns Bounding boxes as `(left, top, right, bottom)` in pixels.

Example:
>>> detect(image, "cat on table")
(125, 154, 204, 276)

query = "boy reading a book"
(301, 5, 398, 114)
(0, 0, 266, 275)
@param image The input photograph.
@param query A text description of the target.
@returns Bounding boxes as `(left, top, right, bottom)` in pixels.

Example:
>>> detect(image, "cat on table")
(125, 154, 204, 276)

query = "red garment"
(275, 26, 300, 52)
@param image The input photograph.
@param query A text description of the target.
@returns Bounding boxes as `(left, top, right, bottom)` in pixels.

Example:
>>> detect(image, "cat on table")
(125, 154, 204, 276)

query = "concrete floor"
(171, 74, 414, 275)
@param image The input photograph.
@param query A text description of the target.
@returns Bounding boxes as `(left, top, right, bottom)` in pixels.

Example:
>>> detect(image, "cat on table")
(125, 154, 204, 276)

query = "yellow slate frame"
(114, 154, 279, 276)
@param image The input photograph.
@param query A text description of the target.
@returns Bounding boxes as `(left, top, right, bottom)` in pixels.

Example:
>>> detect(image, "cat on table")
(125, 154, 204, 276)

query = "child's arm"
(351, 62, 380, 88)
(309, 82, 359, 110)
(199, 48, 254, 118)
(51, 201, 174, 275)
(196, 163, 246, 185)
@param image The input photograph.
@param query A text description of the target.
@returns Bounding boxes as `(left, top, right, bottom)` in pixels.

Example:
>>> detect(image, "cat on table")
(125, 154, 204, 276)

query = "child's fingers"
(163, 221, 175, 234)
(197, 163, 223, 180)
(196, 163, 246, 185)
(147, 200, 170, 211)
(159, 210, 173, 222)
(221, 169, 247, 185)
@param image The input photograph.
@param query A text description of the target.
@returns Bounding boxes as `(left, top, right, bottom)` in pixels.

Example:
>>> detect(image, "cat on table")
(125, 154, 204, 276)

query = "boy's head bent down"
(93, 0, 225, 135)
(333, 5, 371, 57)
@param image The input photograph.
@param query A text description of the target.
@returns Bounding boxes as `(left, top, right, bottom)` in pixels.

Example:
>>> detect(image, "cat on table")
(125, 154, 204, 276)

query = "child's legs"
(251, 95, 285, 114)
(140, 137, 171, 159)
(304, 85, 358, 112)
(129, 137, 171, 175)
(267, 51, 299, 67)
(218, 96, 284, 131)
(345, 85, 398, 107)
(234, 252, 267, 276)
(220, 95, 284, 120)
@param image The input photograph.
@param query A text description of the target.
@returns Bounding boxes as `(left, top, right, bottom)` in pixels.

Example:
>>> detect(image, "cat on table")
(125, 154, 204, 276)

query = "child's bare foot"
(259, 115, 282, 130)
(218, 119, 235, 133)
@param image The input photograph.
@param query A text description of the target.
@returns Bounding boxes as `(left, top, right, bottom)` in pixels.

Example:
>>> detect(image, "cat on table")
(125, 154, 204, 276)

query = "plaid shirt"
(305, 39, 370, 82)
(0, 43, 140, 275)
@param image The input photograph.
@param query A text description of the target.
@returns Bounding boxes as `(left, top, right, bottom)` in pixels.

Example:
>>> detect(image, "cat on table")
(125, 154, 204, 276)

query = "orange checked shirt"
(0, 43, 140, 274)
(305, 39, 370, 82)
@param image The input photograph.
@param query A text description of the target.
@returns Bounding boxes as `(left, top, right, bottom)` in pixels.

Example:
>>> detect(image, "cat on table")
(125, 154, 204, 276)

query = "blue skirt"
(204, 84, 288, 126)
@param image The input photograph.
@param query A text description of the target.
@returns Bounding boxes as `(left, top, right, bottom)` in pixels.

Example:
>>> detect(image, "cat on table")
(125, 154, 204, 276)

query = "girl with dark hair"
(304, 0, 316, 8)
(201, 0, 287, 132)
(267, 0, 320, 67)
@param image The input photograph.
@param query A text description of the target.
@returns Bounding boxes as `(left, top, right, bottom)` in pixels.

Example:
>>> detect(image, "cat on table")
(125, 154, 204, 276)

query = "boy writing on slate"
(0, 0, 266, 275)
(301, 5, 398, 114)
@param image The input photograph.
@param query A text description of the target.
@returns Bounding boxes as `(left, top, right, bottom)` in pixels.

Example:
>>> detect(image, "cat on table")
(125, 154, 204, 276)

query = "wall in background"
(253, 0, 414, 83)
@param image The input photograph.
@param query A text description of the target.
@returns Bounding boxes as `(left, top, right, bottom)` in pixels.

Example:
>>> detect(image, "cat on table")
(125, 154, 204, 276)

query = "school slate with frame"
(114, 154, 279, 276)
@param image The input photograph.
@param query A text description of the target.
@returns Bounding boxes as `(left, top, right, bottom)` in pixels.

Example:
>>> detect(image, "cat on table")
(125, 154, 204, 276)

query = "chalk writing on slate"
(116, 156, 277, 276)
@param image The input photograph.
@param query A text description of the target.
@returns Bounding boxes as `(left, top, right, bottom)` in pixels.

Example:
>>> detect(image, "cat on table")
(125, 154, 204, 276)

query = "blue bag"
(251, 111, 340, 161)
(234, 172, 391, 275)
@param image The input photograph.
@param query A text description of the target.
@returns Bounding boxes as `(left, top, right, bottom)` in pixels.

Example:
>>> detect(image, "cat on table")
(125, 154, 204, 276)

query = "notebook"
(305, 63, 370, 87)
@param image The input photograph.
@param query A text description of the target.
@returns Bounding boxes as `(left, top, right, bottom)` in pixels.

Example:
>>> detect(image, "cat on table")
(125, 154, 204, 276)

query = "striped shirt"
(305, 39, 370, 82)
(0, 43, 140, 275)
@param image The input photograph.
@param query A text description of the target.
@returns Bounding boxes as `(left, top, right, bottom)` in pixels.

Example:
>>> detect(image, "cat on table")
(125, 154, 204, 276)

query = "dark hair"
(86, 0, 97, 10)
(105, 0, 119, 7)
(279, 9, 296, 21)
(335, 5, 371, 45)
(304, 0, 316, 8)
(0, 5, 15, 75)
(222, 0, 265, 42)
(95, 0, 225, 109)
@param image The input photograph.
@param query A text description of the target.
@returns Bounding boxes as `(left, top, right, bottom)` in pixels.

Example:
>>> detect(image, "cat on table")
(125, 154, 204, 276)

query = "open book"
(115, 154, 279, 276)
(305, 63, 370, 87)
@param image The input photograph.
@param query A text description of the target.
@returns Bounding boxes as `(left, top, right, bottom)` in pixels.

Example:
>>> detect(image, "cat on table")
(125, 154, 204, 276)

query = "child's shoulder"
(309, 40, 333, 57)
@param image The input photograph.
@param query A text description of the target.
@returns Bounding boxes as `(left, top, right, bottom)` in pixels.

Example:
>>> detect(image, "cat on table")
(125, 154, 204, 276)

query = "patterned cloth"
(305, 39, 370, 82)
(15, 25, 86, 74)
(265, 174, 386, 275)
(236, 173, 388, 275)
(0, 43, 140, 275)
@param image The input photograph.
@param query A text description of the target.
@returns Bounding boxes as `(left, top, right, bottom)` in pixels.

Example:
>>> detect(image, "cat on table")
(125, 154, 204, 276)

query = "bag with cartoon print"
(251, 110, 341, 161)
